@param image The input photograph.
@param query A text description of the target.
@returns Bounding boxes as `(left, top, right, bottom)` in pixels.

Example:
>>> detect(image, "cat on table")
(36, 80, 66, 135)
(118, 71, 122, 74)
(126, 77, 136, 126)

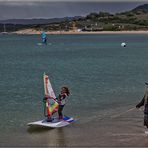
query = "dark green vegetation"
(0, 4, 148, 32)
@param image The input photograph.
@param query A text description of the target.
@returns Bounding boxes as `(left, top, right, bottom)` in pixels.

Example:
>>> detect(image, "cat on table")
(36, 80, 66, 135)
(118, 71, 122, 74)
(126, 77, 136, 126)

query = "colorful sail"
(43, 73, 59, 116)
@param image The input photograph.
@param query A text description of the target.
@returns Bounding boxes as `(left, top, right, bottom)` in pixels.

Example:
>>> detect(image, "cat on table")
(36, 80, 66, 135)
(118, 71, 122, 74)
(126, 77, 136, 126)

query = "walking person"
(136, 82, 148, 134)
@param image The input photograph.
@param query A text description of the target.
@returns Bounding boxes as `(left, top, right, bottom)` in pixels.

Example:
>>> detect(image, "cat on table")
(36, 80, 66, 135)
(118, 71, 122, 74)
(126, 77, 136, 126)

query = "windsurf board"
(27, 116, 74, 128)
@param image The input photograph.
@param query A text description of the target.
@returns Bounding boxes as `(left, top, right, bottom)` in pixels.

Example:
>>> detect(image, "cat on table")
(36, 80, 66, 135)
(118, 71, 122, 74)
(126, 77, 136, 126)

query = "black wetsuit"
(57, 93, 68, 119)
(136, 94, 148, 128)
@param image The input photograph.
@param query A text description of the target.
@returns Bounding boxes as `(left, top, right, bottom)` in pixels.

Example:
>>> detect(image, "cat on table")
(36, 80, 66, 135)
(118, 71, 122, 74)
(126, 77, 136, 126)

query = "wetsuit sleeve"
(61, 94, 66, 99)
(136, 97, 144, 108)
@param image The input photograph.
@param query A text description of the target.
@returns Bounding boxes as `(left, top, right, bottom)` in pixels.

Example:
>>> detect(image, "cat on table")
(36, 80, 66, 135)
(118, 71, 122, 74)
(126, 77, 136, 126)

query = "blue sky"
(0, 1, 147, 19)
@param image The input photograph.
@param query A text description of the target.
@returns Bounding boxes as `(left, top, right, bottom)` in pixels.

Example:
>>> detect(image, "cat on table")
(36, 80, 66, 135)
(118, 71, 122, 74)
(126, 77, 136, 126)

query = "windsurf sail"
(41, 32, 47, 44)
(43, 73, 59, 117)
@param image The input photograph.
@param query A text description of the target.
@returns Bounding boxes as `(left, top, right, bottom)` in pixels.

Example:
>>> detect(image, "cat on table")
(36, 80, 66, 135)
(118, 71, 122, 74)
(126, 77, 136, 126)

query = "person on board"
(136, 82, 148, 130)
(44, 86, 70, 121)
(56, 86, 70, 120)
(41, 31, 47, 45)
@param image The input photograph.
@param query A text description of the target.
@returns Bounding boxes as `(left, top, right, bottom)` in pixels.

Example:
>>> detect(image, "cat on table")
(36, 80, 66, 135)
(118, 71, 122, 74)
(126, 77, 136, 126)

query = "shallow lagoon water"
(0, 34, 148, 146)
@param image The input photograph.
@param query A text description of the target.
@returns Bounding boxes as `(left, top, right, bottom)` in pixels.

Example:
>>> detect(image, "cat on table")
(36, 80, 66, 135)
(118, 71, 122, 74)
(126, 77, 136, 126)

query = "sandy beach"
(13, 28, 148, 35)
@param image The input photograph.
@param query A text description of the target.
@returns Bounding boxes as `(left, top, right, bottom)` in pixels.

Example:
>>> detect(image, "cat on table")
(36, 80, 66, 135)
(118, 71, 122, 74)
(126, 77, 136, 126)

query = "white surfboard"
(27, 116, 74, 128)
(37, 43, 43, 46)
(37, 43, 52, 46)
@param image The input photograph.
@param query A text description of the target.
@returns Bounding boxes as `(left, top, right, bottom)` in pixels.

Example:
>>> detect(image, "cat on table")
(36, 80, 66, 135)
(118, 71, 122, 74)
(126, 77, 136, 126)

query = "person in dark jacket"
(136, 82, 148, 129)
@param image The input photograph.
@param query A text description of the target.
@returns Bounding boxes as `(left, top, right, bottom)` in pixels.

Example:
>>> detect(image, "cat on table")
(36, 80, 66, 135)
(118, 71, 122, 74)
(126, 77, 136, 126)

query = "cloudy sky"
(0, 0, 147, 20)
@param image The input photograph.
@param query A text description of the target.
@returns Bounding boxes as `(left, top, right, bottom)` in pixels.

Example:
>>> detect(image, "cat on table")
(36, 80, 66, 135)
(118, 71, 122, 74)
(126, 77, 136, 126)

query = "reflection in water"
(27, 126, 53, 134)
(46, 128, 66, 147)
(56, 128, 66, 147)
(27, 126, 67, 146)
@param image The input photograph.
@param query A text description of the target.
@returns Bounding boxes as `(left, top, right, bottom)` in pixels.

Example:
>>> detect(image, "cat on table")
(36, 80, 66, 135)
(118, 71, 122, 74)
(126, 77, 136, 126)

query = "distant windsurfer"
(41, 31, 47, 45)
(136, 82, 148, 133)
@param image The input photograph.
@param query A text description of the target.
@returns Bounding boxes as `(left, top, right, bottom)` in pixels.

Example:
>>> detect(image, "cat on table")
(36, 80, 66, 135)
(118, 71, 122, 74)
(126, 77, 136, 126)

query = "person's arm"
(136, 96, 145, 108)
(60, 93, 67, 100)
(43, 95, 56, 100)
(43, 95, 49, 102)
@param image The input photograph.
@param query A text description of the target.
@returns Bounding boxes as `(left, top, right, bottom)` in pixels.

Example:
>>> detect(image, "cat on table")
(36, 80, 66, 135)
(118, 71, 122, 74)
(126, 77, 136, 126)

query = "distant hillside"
(0, 18, 58, 25)
(132, 4, 148, 12)
(0, 4, 148, 32)
(0, 16, 82, 25)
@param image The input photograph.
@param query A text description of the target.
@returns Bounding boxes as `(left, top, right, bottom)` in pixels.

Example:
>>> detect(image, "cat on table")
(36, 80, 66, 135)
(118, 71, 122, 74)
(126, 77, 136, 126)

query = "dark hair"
(62, 86, 70, 96)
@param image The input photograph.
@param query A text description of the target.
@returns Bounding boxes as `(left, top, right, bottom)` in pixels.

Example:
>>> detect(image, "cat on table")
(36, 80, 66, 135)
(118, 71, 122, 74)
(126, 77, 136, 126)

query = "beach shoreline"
(12, 29, 148, 35)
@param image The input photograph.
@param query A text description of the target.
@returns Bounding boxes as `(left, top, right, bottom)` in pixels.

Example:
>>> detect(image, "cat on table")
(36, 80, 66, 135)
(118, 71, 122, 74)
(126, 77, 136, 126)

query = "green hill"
(38, 3, 148, 32)
(1, 4, 148, 32)
(133, 4, 148, 12)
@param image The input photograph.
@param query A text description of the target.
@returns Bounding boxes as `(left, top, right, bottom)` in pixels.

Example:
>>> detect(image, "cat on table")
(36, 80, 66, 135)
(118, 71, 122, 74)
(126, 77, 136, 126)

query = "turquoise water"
(0, 34, 148, 146)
